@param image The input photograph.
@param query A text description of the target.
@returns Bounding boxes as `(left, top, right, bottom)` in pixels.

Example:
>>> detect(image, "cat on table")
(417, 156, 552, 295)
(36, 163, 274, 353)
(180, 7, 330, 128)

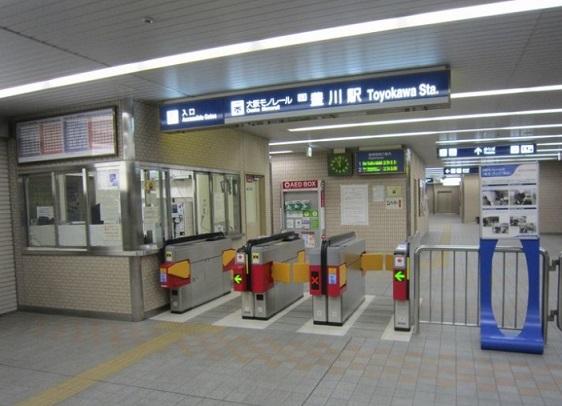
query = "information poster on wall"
(16, 108, 116, 163)
(341, 184, 369, 226)
(480, 163, 538, 239)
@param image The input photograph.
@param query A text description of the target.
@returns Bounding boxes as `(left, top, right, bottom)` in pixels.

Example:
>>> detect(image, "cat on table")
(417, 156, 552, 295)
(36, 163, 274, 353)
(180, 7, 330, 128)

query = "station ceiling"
(1, 0, 562, 166)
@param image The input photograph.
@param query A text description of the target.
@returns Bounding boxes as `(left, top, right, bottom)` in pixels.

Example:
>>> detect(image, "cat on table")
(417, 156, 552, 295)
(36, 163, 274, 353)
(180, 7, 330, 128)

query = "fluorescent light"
(436, 134, 562, 145)
(452, 84, 562, 99)
(537, 142, 562, 146)
(270, 124, 562, 146)
(443, 153, 559, 160)
(443, 156, 560, 165)
(537, 148, 562, 152)
(442, 177, 462, 186)
(288, 108, 562, 132)
(1, 1, 562, 99)
(269, 150, 294, 154)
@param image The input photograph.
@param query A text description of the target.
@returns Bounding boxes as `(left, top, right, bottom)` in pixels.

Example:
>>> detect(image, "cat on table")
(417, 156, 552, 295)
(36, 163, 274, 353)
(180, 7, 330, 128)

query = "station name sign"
(438, 144, 535, 159)
(160, 68, 450, 131)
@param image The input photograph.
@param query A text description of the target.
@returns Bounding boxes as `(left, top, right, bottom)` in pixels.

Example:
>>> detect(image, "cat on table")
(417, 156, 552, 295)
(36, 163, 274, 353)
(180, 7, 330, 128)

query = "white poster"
(341, 184, 369, 226)
(385, 197, 403, 209)
(372, 185, 385, 202)
(480, 163, 538, 239)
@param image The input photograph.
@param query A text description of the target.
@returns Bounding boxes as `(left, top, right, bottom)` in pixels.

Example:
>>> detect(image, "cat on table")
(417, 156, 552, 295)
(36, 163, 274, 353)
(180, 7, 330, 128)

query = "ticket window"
(26, 174, 56, 247)
(56, 171, 86, 247)
(226, 174, 241, 235)
(141, 169, 164, 246)
(245, 175, 266, 240)
(169, 170, 195, 238)
(195, 172, 212, 234)
(87, 167, 122, 247)
(212, 174, 227, 233)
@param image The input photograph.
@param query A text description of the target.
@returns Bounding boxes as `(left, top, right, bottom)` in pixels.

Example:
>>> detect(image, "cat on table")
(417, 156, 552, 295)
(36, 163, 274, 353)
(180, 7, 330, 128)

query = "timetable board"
(16, 108, 116, 163)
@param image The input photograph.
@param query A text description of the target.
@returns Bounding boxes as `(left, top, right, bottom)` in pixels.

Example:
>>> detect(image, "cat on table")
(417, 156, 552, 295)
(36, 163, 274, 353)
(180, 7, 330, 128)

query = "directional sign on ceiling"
(444, 166, 479, 175)
(437, 144, 535, 159)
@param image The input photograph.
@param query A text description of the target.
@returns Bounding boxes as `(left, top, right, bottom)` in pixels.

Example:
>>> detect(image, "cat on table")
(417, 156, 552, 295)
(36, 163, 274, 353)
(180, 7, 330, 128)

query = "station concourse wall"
(271, 149, 428, 253)
(7, 99, 272, 321)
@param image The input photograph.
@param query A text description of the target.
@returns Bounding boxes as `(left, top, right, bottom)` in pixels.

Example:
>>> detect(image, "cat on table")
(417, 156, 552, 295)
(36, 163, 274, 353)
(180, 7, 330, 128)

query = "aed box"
(280, 179, 325, 248)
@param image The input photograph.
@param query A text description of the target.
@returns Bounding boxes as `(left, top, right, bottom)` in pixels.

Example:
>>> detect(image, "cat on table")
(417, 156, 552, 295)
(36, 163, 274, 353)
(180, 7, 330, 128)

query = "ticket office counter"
(18, 160, 242, 320)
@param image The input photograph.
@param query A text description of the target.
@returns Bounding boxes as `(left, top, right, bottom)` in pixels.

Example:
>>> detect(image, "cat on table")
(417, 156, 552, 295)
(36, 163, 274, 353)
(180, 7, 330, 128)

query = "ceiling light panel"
(288, 108, 562, 132)
(270, 124, 562, 146)
(1, 0, 562, 99)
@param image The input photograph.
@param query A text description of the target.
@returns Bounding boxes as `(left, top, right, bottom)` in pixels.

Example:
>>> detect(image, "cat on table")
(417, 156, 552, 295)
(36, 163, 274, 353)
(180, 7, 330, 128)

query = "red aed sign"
(282, 180, 318, 190)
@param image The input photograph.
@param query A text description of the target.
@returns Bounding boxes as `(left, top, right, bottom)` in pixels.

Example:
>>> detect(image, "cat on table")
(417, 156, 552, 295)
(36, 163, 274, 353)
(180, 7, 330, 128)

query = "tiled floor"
(1, 215, 561, 406)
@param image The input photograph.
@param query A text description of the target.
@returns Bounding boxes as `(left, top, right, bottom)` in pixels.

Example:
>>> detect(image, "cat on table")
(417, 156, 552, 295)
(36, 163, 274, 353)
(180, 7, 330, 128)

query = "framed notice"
(480, 163, 538, 239)
(16, 108, 116, 163)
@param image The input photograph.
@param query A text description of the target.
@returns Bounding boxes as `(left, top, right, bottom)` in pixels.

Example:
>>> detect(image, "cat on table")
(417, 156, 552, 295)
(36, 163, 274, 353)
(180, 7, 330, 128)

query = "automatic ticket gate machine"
(309, 232, 366, 325)
(160, 232, 236, 313)
(232, 232, 306, 320)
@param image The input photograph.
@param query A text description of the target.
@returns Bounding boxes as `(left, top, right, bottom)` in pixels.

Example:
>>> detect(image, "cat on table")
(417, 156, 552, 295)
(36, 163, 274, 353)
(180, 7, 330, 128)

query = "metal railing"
(413, 245, 550, 342)
(553, 252, 562, 330)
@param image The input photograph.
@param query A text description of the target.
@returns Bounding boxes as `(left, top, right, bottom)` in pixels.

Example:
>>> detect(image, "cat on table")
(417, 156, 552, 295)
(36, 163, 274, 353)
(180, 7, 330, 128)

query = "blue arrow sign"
(438, 144, 535, 159)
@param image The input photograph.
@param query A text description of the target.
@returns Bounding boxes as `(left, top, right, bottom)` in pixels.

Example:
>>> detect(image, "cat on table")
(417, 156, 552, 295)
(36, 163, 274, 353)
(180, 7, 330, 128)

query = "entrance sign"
(160, 68, 450, 131)
(438, 144, 535, 159)
(159, 98, 225, 131)
(479, 163, 538, 239)
(356, 149, 405, 175)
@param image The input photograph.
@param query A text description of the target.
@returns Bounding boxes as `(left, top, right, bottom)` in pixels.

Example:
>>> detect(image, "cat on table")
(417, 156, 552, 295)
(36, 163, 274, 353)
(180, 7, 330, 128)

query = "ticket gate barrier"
(393, 242, 411, 331)
(160, 232, 236, 313)
(309, 232, 366, 326)
(232, 232, 307, 320)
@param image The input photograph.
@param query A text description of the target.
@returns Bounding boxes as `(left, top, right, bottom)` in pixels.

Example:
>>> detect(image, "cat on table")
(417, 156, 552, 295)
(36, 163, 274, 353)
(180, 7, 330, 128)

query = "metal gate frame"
(412, 244, 552, 343)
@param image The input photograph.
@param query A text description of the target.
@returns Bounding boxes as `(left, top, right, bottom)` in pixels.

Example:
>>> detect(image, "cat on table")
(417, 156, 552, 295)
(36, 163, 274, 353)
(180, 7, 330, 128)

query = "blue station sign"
(438, 144, 536, 159)
(160, 68, 450, 131)
(356, 149, 405, 175)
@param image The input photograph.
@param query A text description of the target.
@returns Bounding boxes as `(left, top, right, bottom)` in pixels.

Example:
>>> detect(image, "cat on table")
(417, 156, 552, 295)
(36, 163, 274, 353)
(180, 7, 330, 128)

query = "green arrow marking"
(233, 274, 242, 284)
(394, 271, 405, 282)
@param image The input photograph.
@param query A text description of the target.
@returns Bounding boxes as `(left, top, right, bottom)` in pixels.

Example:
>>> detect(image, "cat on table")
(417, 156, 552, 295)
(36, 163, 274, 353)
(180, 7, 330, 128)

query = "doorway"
(245, 175, 266, 240)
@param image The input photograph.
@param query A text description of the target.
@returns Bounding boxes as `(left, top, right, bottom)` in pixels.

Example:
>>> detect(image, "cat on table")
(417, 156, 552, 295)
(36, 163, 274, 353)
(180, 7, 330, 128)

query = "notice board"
(480, 163, 538, 239)
(341, 184, 369, 226)
(16, 108, 116, 163)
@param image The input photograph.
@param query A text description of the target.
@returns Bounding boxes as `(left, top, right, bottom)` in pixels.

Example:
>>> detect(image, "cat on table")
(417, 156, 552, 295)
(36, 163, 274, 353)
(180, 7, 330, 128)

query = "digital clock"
(328, 153, 353, 176)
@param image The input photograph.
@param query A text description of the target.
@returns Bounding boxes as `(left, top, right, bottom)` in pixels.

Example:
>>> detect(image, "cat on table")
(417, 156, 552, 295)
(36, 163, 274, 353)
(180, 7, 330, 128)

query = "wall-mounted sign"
(282, 180, 319, 190)
(438, 144, 535, 159)
(159, 98, 225, 131)
(160, 68, 450, 131)
(444, 166, 479, 175)
(16, 108, 116, 163)
(356, 149, 405, 175)
(480, 163, 538, 239)
(327, 153, 353, 176)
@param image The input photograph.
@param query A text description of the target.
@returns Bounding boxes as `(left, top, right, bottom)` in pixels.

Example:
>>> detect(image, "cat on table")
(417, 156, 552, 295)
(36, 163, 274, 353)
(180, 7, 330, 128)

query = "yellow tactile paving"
(17, 323, 222, 406)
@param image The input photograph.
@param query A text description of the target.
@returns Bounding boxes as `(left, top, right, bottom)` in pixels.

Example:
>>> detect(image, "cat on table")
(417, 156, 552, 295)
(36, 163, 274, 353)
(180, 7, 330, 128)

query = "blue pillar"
(479, 238, 543, 354)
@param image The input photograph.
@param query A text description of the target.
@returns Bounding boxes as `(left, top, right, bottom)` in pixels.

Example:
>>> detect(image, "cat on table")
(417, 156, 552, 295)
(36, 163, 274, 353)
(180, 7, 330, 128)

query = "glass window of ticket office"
(22, 163, 241, 250)
(141, 168, 241, 242)
(23, 164, 123, 249)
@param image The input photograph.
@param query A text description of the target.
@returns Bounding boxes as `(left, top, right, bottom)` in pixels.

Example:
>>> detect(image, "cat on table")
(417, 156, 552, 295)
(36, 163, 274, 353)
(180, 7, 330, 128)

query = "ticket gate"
(160, 232, 235, 313)
(309, 232, 365, 325)
(232, 232, 305, 320)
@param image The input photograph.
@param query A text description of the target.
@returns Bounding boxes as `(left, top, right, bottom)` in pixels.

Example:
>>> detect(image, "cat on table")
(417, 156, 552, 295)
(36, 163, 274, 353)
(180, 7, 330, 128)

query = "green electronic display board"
(356, 149, 405, 175)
